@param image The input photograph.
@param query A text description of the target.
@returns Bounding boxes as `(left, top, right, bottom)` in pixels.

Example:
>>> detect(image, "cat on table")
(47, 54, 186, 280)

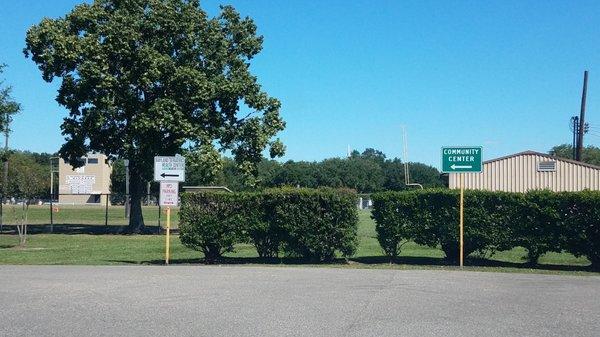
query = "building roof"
(484, 150, 600, 170)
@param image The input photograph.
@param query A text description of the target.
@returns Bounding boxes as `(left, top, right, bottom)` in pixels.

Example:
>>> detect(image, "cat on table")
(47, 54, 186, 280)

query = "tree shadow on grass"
(0, 224, 164, 235)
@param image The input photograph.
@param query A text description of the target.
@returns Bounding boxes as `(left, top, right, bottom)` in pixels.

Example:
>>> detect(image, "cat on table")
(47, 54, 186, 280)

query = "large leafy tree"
(25, 0, 285, 232)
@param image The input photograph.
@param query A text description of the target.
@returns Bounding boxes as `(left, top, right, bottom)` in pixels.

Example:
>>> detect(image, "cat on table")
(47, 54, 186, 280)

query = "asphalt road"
(1, 266, 599, 337)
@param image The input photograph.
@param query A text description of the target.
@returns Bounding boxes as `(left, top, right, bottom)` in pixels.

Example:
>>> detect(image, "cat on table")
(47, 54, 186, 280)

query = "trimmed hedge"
(179, 188, 359, 263)
(372, 189, 600, 269)
(562, 191, 600, 268)
(179, 193, 250, 263)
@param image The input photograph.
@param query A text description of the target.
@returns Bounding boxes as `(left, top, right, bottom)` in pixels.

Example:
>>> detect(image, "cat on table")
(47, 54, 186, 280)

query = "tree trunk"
(2, 127, 8, 231)
(126, 164, 146, 233)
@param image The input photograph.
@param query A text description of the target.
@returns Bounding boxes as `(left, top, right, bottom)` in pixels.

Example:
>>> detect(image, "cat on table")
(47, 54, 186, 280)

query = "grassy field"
(0, 204, 180, 228)
(0, 210, 594, 274)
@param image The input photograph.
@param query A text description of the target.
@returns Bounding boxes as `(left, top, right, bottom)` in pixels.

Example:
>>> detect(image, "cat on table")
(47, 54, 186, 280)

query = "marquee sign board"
(154, 156, 186, 182)
(441, 146, 483, 173)
(65, 175, 96, 194)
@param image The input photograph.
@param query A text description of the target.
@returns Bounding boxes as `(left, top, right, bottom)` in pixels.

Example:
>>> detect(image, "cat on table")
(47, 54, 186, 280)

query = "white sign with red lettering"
(159, 181, 179, 207)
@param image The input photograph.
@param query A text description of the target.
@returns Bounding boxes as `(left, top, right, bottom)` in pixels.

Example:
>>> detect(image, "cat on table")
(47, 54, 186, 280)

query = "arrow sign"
(451, 165, 472, 170)
(154, 156, 186, 182)
(441, 147, 483, 173)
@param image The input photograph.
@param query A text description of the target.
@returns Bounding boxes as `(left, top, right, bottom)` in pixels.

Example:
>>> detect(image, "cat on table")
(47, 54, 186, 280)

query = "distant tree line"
(109, 148, 446, 196)
(550, 144, 600, 166)
(8, 144, 600, 200)
(185, 148, 446, 193)
(103, 144, 600, 196)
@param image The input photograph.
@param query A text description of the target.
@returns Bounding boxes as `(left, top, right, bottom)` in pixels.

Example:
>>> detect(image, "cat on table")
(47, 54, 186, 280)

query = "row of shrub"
(371, 189, 600, 269)
(179, 188, 358, 263)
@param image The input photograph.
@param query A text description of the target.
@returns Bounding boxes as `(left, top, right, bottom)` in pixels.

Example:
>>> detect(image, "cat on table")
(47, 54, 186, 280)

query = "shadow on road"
(138, 255, 594, 273)
(352, 255, 592, 272)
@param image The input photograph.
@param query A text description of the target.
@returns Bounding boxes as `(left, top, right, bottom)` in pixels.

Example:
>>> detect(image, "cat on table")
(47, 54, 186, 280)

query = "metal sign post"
(155, 156, 185, 265)
(165, 207, 171, 265)
(159, 181, 179, 265)
(441, 146, 483, 268)
(459, 174, 464, 268)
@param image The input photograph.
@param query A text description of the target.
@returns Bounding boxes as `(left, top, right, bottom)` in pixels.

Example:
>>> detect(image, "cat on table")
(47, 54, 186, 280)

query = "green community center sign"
(441, 146, 483, 268)
(441, 146, 483, 173)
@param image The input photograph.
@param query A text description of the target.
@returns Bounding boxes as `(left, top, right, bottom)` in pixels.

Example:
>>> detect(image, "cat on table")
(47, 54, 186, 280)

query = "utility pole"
(576, 70, 588, 161)
(571, 116, 579, 160)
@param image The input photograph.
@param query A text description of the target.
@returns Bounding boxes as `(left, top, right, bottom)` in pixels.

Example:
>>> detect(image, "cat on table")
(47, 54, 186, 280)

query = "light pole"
(124, 159, 130, 218)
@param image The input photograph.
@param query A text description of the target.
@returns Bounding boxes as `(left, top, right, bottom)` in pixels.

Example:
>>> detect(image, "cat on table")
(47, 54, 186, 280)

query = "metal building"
(449, 150, 600, 192)
(58, 153, 112, 204)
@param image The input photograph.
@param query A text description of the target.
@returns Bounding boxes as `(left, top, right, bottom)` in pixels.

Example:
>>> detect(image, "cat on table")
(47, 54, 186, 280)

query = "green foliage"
(25, 1, 285, 230)
(264, 188, 359, 261)
(183, 147, 445, 193)
(179, 192, 247, 263)
(0, 63, 21, 137)
(371, 191, 417, 259)
(375, 190, 515, 262)
(272, 161, 319, 188)
(184, 145, 224, 186)
(109, 159, 125, 199)
(372, 189, 600, 268)
(562, 191, 600, 270)
(1, 151, 50, 199)
(550, 144, 600, 166)
(178, 188, 359, 263)
(511, 191, 562, 264)
(191, 148, 445, 193)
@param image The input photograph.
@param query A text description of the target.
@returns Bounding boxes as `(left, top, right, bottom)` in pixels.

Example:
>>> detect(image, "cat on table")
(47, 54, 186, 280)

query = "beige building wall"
(58, 153, 112, 204)
(449, 151, 600, 192)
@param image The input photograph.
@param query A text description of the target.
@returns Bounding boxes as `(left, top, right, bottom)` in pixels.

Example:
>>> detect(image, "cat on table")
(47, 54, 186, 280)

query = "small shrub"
(265, 188, 359, 262)
(245, 193, 283, 258)
(562, 191, 600, 271)
(371, 192, 418, 260)
(179, 192, 246, 263)
(511, 191, 562, 265)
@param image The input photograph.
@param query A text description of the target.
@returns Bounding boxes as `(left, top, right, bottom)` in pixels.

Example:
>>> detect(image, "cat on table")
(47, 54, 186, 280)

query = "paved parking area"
(1, 266, 599, 337)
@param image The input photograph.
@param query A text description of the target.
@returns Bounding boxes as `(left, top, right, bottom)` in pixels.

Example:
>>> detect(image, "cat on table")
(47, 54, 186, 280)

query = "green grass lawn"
(0, 204, 179, 228)
(0, 210, 594, 275)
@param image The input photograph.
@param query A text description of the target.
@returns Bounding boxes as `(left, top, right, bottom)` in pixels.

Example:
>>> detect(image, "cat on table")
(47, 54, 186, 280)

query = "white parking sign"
(159, 181, 179, 207)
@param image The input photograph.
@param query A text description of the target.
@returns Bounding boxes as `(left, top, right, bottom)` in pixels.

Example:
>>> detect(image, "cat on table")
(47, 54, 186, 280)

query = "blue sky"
(1, 0, 600, 168)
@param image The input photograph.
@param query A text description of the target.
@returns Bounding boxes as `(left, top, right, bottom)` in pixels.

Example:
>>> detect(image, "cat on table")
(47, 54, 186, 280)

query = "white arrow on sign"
(451, 164, 472, 170)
